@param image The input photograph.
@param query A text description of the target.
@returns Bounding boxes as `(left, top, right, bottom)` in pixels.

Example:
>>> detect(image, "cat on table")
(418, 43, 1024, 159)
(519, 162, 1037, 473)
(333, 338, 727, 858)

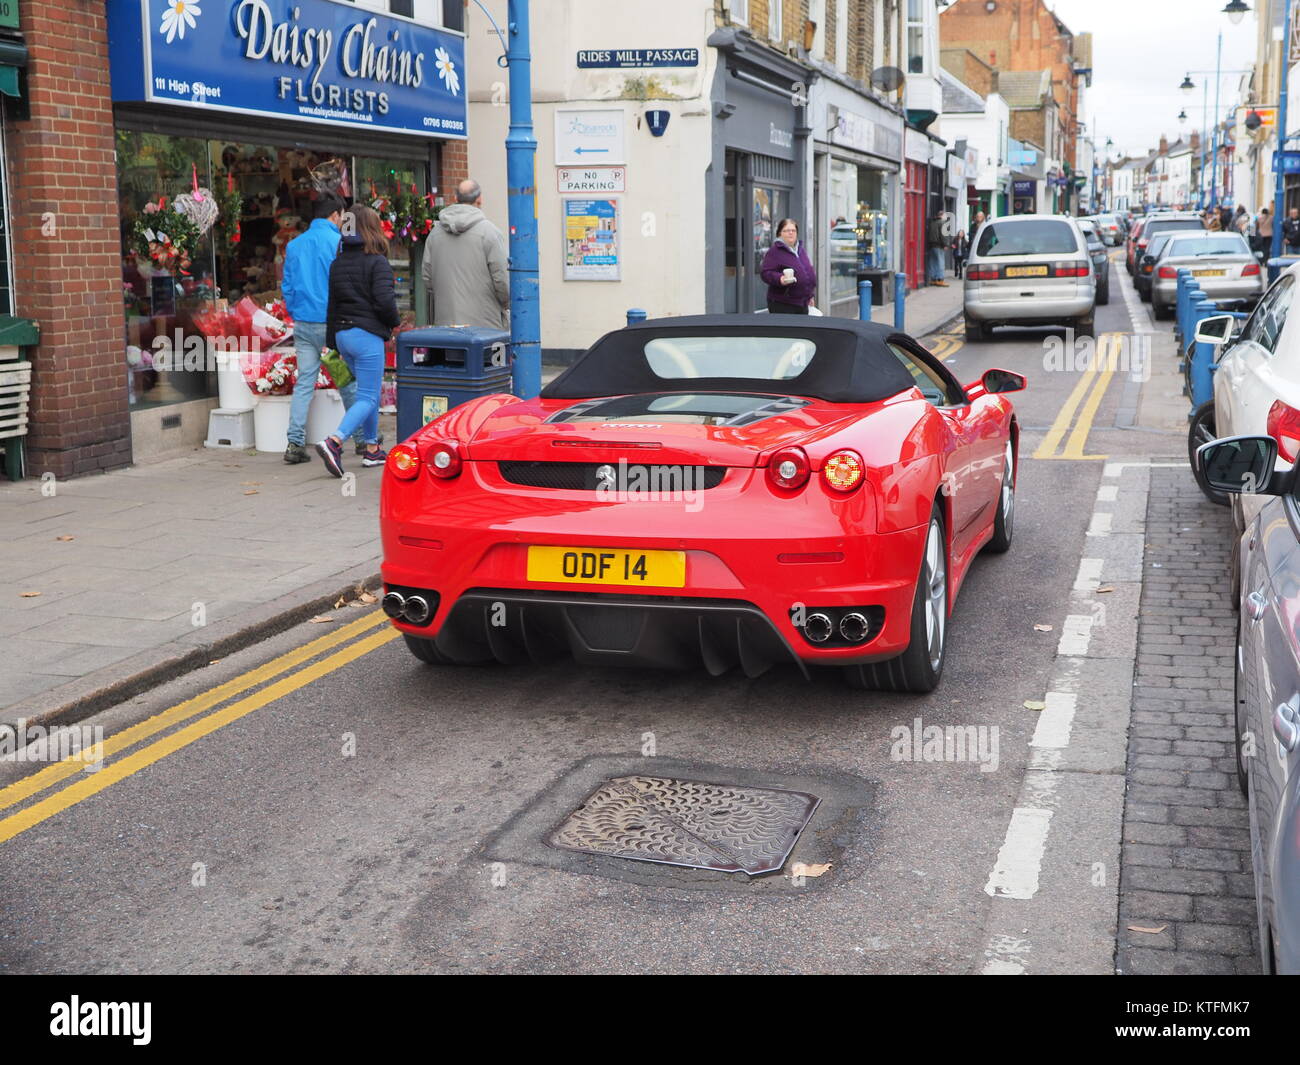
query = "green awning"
(0, 315, 39, 347)
(0, 38, 27, 99)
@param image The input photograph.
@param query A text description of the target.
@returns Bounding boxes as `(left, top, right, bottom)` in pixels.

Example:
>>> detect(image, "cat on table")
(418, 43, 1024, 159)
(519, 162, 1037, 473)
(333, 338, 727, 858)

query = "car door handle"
(1246, 591, 1269, 621)
(1274, 698, 1300, 752)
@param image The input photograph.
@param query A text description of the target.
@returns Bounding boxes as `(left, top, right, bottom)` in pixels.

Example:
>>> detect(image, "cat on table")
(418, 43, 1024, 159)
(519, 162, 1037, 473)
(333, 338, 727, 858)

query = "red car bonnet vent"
(552, 439, 662, 449)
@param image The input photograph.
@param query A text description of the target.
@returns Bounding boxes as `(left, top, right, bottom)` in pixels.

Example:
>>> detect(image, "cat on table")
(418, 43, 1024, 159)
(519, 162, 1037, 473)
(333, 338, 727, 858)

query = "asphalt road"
(0, 258, 1184, 974)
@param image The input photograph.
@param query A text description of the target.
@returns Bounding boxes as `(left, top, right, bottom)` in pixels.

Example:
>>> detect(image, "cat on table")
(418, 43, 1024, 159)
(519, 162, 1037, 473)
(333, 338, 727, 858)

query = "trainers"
(283, 442, 310, 465)
(361, 446, 388, 468)
(355, 433, 384, 457)
(315, 437, 344, 478)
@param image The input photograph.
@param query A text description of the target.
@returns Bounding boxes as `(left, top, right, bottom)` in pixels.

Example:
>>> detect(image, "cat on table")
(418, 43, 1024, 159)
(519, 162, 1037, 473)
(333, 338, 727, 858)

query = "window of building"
(390, 0, 414, 17)
(907, 0, 925, 74)
(730, 0, 749, 26)
(835, 0, 848, 73)
(809, 0, 826, 61)
(769, 0, 783, 42)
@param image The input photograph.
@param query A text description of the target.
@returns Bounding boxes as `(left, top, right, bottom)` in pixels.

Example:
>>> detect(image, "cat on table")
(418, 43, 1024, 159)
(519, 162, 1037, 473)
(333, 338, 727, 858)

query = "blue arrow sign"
(574, 147, 608, 154)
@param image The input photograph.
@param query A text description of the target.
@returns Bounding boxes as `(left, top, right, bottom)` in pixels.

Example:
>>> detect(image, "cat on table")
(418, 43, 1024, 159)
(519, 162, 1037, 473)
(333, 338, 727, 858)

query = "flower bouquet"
(130, 197, 201, 274)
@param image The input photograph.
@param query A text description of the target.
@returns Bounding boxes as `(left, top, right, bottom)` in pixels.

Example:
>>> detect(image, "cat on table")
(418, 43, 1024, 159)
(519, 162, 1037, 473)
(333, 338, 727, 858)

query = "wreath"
(130, 197, 202, 274)
(369, 181, 440, 244)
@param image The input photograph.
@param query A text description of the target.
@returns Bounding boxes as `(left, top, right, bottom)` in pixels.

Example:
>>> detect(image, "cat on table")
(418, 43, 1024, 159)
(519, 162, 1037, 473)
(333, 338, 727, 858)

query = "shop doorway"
(723, 150, 793, 313)
(904, 160, 926, 291)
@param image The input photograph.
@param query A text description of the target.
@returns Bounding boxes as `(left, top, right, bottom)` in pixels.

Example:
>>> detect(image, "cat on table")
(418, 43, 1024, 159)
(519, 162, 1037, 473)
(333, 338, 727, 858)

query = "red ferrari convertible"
(379, 316, 1023, 692)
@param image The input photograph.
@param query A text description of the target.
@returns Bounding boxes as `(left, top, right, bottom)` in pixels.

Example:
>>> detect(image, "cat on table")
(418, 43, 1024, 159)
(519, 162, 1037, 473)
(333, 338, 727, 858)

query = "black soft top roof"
(541, 315, 918, 404)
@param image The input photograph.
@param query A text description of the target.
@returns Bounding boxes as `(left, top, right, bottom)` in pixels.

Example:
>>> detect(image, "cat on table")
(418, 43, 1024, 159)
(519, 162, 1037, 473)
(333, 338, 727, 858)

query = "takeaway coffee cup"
(782, 268, 795, 283)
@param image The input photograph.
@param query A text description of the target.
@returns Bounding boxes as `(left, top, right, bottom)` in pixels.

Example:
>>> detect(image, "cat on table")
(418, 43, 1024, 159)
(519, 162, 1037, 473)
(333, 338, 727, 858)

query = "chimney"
(1190, 130, 1200, 153)
(1159, 134, 1168, 155)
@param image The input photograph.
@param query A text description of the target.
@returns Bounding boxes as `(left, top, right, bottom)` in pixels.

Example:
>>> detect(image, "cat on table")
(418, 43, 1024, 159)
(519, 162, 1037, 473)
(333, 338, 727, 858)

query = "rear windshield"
(643, 335, 816, 380)
(1166, 235, 1250, 257)
(1144, 220, 1205, 238)
(975, 219, 1079, 257)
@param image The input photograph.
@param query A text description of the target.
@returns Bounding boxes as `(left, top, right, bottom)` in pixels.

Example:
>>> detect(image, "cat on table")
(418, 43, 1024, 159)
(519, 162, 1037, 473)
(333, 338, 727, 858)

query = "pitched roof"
(997, 69, 1052, 109)
(939, 68, 985, 114)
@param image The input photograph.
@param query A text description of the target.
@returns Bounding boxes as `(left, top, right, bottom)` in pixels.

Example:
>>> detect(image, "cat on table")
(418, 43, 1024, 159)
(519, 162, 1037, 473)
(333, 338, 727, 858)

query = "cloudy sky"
(1042, 0, 1259, 159)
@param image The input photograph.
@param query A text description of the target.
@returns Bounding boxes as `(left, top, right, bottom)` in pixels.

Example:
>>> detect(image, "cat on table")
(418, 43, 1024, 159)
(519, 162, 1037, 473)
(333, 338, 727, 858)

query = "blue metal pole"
(506, 0, 540, 399)
(894, 271, 906, 329)
(1211, 31, 1222, 208)
(1275, 0, 1294, 259)
(858, 280, 873, 322)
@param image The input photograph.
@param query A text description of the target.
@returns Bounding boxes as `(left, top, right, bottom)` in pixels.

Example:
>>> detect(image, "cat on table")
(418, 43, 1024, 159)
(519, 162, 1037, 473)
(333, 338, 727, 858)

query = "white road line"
(1031, 692, 1078, 749)
(1087, 512, 1113, 536)
(1073, 557, 1104, 593)
(1058, 614, 1095, 656)
(984, 807, 1054, 899)
(1096, 484, 1119, 503)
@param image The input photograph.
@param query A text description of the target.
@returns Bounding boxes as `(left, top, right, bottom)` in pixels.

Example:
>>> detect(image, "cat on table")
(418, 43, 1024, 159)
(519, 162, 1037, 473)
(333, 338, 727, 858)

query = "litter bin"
(395, 327, 512, 442)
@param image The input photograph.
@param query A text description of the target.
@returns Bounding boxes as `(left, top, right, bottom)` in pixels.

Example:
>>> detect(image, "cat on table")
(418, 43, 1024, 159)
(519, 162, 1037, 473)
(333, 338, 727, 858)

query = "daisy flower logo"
(435, 47, 460, 96)
(159, 1, 201, 44)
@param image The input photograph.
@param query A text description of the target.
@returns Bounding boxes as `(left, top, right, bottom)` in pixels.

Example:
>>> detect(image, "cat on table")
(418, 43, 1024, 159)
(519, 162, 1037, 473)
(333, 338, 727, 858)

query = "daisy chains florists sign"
(107, 0, 467, 138)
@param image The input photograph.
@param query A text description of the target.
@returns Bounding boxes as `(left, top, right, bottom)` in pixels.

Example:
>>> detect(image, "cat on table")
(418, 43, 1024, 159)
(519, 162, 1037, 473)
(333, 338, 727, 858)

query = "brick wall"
(440, 139, 469, 194)
(8, 5, 128, 478)
(940, 48, 997, 98)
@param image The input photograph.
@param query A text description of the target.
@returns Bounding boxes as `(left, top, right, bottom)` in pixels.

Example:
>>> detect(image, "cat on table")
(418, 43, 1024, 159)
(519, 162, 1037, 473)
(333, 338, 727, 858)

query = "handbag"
(320, 347, 354, 389)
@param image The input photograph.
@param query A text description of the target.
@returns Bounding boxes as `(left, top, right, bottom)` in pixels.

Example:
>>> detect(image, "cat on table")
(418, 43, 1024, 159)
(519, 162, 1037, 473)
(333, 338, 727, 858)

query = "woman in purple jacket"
(760, 218, 817, 314)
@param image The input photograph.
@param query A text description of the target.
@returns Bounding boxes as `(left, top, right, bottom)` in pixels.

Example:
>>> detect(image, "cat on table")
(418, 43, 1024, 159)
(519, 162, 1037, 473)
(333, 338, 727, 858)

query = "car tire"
(1152, 299, 1172, 320)
(1097, 281, 1110, 306)
(1139, 284, 1151, 302)
(985, 441, 1015, 553)
(845, 506, 947, 694)
(403, 633, 459, 666)
(1188, 401, 1230, 506)
(964, 315, 988, 342)
(1075, 314, 1095, 339)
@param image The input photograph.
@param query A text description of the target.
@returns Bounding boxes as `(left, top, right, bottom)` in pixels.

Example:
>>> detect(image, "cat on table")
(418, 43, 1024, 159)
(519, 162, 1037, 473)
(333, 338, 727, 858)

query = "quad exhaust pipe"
(381, 591, 433, 626)
(839, 612, 870, 643)
(804, 612, 834, 643)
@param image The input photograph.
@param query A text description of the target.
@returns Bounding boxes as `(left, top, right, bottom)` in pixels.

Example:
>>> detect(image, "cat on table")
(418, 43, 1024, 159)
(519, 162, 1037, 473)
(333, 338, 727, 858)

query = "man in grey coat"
(421, 179, 510, 329)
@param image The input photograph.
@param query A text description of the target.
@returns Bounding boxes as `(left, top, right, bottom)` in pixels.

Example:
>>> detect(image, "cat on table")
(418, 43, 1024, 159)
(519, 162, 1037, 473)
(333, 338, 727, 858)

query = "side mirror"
(981, 368, 1027, 395)
(1194, 314, 1237, 346)
(1195, 435, 1280, 495)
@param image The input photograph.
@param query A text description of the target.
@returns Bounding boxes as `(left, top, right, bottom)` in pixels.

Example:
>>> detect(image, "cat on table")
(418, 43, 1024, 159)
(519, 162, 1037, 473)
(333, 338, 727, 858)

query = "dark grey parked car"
(1197, 434, 1300, 974)
(1078, 219, 1111, 305)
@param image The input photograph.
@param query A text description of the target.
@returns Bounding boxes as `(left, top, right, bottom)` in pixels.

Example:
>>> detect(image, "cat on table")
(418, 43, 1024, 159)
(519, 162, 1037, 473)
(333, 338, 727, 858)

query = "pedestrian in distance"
(926, 211, 949, 287)
(1255, 207, 1273, 259)
(1233, 204, 1250, 237)
(1206, 210, 1222, 232)
(760, 218, 817, 314)
(316, 204, 400, 477)
(951, 229, 969, 279)
(1284, 207, 1300, 255)
(421, 178, 510, 329)
(281, 193, 367, 465)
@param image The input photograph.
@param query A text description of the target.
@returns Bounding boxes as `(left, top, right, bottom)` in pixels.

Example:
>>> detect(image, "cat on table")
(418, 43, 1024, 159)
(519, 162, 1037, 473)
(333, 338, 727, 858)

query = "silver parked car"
(963, 214, 1096, 341)
(1151, 232, 1264, 319)
(1197, 434, 1300, 974)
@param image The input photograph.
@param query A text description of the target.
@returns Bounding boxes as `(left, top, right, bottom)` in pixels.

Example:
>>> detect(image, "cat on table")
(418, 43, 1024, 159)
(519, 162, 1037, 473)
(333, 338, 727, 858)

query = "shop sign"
(564, 199, 620, 281)
(947, 155, 964, 188)
(830, 107, 903, 163)
(0, 0, 18, 32)
(576, 48, 699, 68)
(557, 166, 626, 193)
(905, 127, 930, 163)
(556, 108, 626, 164)
(1013, 179, 1036, 197)
(107, 0, 467, 138)
(1272, 150, 1300, 174)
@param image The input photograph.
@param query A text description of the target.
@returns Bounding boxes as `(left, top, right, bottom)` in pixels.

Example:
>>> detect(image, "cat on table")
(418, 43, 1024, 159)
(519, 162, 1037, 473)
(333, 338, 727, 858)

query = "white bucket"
(252, 394, 292, 453)
(307, 388, 343, 443)
(215, 350, 255, 411)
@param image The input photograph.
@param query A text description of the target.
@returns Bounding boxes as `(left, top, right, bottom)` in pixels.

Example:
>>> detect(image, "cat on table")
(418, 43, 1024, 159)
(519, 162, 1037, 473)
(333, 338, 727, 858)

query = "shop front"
(104, 0, 467, 452)
(707, 27, 811, 314)
(903, 127, 929, 292)
(817, 96, 903, 318)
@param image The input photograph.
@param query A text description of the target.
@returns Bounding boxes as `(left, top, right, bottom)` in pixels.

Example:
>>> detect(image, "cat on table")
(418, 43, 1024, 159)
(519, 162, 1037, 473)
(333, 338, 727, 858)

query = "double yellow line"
(928, 329, 965, 362)
(1033, 332, 1122, 461)
(0, 610, 397, 845)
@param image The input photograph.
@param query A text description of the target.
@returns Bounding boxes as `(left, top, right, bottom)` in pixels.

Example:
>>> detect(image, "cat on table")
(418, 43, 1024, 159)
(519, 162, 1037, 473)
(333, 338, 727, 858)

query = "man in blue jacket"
(281, 193, 364, 463)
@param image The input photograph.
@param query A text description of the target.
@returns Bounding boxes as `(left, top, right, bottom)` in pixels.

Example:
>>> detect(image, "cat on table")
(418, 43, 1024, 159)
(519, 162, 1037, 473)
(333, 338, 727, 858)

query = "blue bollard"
(858, 280, 873, 322)
(1174, 269, 1191, 343)
(1182, 284, 1204, 347)
(1190, 298, 1218, 409)
(626, 308, 647, 325)
(894, 271, 907, 329)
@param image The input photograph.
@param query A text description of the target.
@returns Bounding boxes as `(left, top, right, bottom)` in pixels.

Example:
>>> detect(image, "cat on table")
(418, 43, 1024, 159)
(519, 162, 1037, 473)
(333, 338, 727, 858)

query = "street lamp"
(1180, 74, 1196, 95)
(1223, 0, 1250, 25)
(1178, 109, 1188, 125)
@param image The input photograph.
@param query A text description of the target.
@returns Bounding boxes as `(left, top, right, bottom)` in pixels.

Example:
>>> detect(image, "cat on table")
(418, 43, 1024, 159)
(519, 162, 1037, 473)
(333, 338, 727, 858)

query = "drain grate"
(548, 775, 820, 875)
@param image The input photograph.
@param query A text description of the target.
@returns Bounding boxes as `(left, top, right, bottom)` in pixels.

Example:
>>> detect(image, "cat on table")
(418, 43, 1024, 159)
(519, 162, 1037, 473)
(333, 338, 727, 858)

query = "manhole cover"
(548, 775, 820, 875)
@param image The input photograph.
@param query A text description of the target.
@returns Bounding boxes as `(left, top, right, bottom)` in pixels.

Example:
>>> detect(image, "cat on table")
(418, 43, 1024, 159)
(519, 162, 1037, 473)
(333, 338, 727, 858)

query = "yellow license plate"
(1193, 269, 1225, 277)
(526, 546, 686, 587)
(1005, 265, 1049, 278)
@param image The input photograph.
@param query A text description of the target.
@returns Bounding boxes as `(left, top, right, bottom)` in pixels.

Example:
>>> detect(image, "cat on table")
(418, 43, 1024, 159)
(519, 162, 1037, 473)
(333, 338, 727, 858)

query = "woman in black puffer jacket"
(316, 203, 401, 476)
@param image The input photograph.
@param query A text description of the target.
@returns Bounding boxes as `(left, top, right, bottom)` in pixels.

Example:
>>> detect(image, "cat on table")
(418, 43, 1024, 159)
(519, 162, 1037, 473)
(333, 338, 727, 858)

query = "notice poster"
(563, 199, 620, 281)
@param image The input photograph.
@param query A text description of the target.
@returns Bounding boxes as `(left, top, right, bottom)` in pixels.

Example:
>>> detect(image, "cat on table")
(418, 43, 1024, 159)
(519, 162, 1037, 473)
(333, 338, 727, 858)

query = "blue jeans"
(333, 327, 385, 447)
(927, 247, 946, 282)
(287, 320, 360, 447)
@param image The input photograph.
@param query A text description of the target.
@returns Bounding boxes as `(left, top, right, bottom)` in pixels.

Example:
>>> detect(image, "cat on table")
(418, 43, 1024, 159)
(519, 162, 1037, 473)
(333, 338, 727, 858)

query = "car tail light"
(1053, 262, 1089, 277)
(1243, 262, 1261, 276)
(1157, 266, 1178, 279)
(1268, 401, 1300, 463)
(966, 266, 999, 280)
(1138, 239, 1148, 248)
(822, 450, 864, 492)
(426, 440, 463, 479)
(386, 444, 421, 480)
(767, 446, 810, 491)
